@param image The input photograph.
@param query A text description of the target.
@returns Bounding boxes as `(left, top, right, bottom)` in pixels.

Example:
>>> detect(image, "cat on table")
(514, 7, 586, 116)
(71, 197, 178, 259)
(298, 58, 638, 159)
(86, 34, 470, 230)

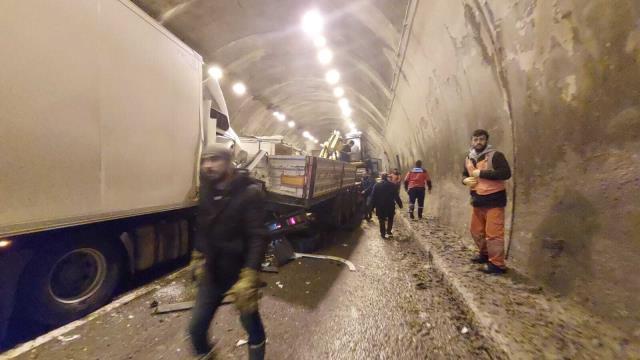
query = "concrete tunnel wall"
(384, 0, 640, 332)
(134, 0, 640, 333)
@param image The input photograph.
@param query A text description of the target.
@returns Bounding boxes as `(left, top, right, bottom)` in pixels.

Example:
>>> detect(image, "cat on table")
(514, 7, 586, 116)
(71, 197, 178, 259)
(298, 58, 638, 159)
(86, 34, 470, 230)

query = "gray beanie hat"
(201, 142, 232, 161)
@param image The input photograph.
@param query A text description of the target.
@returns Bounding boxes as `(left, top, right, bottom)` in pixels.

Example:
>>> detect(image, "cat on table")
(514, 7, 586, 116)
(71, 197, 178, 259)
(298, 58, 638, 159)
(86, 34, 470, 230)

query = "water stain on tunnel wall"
(384, 0, 640, 333)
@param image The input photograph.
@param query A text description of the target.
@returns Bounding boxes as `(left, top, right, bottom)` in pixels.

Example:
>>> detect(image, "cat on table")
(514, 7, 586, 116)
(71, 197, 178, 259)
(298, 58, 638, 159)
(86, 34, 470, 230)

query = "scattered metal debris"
(57, 334, 80, 343)
(153, 299, 232, 314)
(293, 252, 356, 271)
(235, 339, 248, 347)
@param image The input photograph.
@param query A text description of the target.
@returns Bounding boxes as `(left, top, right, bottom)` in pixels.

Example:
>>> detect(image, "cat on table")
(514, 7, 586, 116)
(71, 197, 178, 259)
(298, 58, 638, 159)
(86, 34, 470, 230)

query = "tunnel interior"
(132, 0, 640, 333)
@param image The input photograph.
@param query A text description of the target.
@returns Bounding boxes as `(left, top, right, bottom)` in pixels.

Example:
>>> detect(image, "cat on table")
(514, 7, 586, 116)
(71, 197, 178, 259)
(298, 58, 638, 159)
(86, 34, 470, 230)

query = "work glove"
(226, 268, 261, 314)
(463, 177, 478, 188)
(471, 169, 481, 178)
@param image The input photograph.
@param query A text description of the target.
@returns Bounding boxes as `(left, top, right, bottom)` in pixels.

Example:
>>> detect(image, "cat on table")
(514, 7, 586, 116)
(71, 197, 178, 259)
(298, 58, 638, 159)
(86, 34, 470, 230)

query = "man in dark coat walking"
(370, 173, 403, 239)
(189, 143, 268, 360)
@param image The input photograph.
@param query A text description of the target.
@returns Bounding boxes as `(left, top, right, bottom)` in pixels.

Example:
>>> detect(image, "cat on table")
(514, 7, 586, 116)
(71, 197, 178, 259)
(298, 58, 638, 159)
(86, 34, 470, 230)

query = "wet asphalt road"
(9, 217, 496, 360)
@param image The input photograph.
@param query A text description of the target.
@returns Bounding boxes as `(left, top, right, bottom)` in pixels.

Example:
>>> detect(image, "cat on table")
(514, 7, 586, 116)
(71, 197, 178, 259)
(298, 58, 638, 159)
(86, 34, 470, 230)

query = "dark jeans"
(378, 214, 395, 235)
(408, 187, 426, 217)
(188, 269, 265, 354)
(364, 197, 373, 220)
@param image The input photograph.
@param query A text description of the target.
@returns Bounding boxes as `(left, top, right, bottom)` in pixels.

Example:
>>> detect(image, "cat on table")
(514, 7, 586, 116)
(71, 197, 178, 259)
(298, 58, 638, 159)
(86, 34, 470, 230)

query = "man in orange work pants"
(462, 129, 511, 274)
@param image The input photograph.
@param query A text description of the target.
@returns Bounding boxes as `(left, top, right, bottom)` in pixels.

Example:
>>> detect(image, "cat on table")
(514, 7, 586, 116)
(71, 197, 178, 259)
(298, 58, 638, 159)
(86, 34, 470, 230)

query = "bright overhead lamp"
(207, 65, 223, 80)
(232, 82, 246, 95)
(317, 48, 333, 65)
(288, 120, 295, 128)
(303, 131, 310, 138)
(313, 35, 327, 48)
(338, 98, 349, 109)
(333, 87, 344, 98)
(341, 106, 352, 117)
(272, 111, 285, 121)
(325, 69, 340, 84)
(314, 139, 319, 144)
(302, 10, 324, 35)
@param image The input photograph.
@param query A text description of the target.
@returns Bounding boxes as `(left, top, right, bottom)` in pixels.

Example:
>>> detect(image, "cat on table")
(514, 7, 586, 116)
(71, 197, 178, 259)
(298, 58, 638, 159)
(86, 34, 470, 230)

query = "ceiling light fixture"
(317, 48, 333, 65)
(303, 131, 310, 138)
(338, 98, 350, 109)
(333, 87, 344, 97)
(288, 120, 295, 128)
(325, 69, 340, 84)
(313, 35, 327, 48)
(232, 82, 246, 95)
(341, 106, 352, 117)
(207, 65, 223, 80)
(302, 10, 324, 35)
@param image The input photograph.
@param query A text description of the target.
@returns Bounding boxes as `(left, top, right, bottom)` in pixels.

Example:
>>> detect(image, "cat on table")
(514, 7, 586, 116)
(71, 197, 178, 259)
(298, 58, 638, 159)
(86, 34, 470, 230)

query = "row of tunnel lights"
(302, 9, 358, 134)
(206, 66, 318, 143)
(205, 9, 359, 145)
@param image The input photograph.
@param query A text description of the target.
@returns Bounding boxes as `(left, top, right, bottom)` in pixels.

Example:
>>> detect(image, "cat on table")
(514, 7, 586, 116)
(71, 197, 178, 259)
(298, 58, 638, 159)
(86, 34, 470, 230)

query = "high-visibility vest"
(465, 151, 506, 195)
(404, 168, 430, 190)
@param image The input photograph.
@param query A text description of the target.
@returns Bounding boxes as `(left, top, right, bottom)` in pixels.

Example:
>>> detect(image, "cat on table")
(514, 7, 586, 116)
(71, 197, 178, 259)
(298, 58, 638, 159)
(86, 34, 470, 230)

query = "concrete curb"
(398, 214, 512, 359)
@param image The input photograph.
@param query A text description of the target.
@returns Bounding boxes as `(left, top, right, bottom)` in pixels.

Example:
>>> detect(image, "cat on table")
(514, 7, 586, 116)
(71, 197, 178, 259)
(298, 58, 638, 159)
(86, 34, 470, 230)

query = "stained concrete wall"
(385, 0, 640, 332)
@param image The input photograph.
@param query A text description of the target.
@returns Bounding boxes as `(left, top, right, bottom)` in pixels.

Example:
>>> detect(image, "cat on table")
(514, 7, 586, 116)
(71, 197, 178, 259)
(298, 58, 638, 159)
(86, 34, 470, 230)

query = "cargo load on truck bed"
(249, 154, 357, 208)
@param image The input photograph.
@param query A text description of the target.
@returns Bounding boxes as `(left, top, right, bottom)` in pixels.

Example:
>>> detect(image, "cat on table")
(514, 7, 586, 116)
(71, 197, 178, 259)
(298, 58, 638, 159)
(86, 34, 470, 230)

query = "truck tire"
(17, 232, 123, 326)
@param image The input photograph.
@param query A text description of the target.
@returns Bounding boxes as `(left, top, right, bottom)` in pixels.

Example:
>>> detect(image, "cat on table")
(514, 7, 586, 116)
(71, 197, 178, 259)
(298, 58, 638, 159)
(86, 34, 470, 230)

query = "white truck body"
(0, 0, 203, 237)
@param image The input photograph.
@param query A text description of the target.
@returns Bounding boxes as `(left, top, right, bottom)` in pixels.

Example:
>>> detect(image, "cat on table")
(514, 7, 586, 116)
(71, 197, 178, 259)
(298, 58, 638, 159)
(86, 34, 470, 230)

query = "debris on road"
(153, 298, 232, 314)
(236, 339, 248, 347)
(154, 301, 195, 314)
(57, 334, 81, 343)
(293, 252, 356, 271)
(260, 265, 279, 273)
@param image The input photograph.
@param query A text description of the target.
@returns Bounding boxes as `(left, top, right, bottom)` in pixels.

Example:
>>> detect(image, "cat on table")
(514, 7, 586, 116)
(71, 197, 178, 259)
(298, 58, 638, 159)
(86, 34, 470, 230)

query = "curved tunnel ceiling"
(133, 0, 411, 152)
(135, 0, 640, 334)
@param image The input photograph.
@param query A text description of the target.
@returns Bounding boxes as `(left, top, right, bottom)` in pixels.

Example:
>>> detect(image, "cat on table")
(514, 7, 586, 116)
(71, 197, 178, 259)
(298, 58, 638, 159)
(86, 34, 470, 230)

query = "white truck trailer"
(0, 0, 229, 343)
(0, 0, 363, 344)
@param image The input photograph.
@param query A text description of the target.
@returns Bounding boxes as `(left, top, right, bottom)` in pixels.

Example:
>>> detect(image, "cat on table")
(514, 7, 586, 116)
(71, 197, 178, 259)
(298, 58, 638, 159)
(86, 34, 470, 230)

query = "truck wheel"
(18, 233, 123, 325)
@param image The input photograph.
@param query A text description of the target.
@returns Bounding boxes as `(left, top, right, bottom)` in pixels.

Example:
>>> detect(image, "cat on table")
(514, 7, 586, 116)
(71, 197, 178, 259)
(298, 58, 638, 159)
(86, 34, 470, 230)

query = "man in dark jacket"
(189, 144, 268, 359)
(371, 173, 403, 239)
(462, 129, 511, 275)
(360, 169, 376, 222)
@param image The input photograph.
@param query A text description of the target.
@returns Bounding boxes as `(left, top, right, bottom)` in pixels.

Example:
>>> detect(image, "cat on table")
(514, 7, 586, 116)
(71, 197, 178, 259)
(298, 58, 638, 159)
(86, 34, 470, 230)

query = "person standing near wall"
(403, 160, 432, 219)
(371, 173, 403, 239)
(462, 129, 512, 275)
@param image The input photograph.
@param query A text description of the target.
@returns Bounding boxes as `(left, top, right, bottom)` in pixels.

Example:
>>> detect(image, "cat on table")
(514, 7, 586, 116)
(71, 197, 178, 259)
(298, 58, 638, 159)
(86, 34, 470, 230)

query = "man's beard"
(201, 170, 224, 182)
(474, 144, 487, 153)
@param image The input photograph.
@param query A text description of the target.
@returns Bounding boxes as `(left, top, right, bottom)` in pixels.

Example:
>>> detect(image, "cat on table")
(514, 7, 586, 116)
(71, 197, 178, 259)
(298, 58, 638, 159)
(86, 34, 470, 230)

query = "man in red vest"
(462, 129, 511, 274)
(403, 160, 432, 219)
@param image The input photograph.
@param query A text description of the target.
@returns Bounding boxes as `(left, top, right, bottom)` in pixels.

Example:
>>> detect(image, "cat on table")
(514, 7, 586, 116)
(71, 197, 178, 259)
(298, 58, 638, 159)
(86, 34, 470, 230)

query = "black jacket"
(196, 170, 268, 274)
(462, 150, 511, 208)
(371, 180, 403, 218)
(361, 176, 376, 197)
